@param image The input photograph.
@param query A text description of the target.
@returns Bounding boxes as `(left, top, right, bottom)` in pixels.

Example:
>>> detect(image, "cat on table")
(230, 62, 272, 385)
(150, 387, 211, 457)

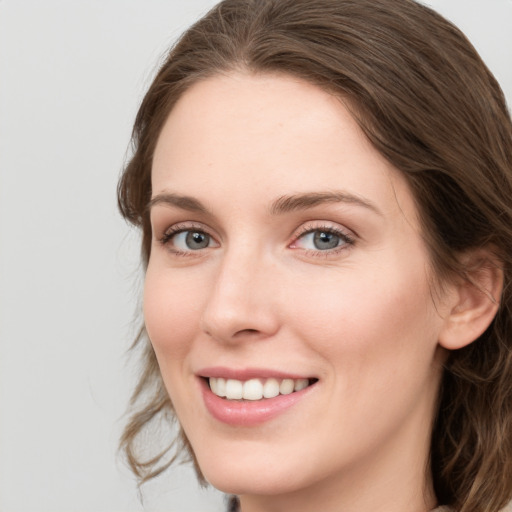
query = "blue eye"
(167, 230, 213, 251)
(294, 228, 352, 252)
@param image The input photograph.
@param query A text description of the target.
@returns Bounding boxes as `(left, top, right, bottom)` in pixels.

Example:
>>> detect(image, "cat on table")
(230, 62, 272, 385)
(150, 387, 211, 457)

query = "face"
(145, 73, 450, 508)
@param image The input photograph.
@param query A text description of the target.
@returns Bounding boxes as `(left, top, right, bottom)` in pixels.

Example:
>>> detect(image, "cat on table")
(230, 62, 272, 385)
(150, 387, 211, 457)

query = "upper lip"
(197, 366, 315, 381)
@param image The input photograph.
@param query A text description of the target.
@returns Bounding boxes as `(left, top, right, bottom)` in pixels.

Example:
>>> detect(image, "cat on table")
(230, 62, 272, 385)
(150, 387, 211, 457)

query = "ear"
(438, 249, 503, 350)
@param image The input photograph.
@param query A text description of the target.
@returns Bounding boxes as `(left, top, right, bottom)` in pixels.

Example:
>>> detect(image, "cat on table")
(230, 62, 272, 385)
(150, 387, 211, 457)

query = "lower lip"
(199, 378, 316, 426)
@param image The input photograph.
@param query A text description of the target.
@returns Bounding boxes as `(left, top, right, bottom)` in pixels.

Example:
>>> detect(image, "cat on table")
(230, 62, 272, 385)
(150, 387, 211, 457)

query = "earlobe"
(438, 249, 503, 351)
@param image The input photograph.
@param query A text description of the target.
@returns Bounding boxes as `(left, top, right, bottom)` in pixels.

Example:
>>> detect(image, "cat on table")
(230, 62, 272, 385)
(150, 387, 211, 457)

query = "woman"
(117, 1, 512, 511)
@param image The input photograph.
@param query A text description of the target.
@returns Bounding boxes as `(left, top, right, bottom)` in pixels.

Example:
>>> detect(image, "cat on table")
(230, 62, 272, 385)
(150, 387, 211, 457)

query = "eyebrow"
(148, 193, 210, 214)
(148, 190, 381, 216)
(269, 191, 381, 216)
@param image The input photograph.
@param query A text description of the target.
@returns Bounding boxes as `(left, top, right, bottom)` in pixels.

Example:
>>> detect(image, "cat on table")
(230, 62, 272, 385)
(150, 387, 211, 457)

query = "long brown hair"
(117, 1, 512, 510)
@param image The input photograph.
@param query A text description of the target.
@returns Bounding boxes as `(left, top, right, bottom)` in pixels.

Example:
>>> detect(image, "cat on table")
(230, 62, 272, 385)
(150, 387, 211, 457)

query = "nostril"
(201, 298, 280, 342)
(231, 328, 261, 339)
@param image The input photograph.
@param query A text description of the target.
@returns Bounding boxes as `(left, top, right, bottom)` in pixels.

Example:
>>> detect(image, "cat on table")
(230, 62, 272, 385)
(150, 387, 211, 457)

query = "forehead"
(151, 72, 418, 223)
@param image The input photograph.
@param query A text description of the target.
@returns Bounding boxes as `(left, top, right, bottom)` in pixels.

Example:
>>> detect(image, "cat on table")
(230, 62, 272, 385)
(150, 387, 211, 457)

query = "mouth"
(197, 368, 319, 425)
(205, 376, 318, 401)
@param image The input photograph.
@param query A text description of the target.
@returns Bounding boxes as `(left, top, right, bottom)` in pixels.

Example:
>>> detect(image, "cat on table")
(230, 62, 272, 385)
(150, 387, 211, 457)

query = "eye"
(159, 225, 218, 254)
(173, 230, 213, 250)
(290, 225, 354, 253)
(300, 230, 342, 250)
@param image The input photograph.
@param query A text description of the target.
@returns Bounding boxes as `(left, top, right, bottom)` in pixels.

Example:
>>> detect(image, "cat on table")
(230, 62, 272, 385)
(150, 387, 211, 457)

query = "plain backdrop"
(0, 1, 511, 511)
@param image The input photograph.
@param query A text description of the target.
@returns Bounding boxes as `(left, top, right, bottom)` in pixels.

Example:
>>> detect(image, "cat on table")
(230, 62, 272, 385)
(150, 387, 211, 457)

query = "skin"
(145, 72, 459, 512)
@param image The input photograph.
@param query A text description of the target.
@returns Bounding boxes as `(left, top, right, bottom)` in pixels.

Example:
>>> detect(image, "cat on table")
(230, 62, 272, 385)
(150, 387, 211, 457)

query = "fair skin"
(144, 72, 473, 512)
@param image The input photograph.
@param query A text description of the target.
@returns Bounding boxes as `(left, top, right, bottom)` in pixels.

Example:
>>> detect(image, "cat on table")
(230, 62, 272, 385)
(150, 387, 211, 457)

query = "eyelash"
(157, 222, 355, 257)
(290, 223, 355, 256)
(158, 222, 213, 257)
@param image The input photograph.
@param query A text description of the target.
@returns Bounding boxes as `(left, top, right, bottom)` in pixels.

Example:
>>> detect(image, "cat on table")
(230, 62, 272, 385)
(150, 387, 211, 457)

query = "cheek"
(284, 257, 441, 376)
(280, 263, 443, 452)
(143, 262, 203, 363)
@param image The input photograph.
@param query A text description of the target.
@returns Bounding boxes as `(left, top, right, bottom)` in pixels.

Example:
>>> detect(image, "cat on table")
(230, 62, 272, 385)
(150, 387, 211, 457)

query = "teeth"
(208, 377, 312, 400)
(210, 377, 226, 397)
(216, 377, 226, 397)
(263, 378, 280, 398)
(294, 378, 309, 391)
(242, 379, 263, 400)
(225, 379, 243, 399)
(210, 377, 219, 395)
(279, 379, 295, 395)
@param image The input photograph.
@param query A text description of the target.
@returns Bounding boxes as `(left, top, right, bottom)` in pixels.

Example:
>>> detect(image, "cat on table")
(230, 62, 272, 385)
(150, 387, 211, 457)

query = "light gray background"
(1, 1, 511, 511)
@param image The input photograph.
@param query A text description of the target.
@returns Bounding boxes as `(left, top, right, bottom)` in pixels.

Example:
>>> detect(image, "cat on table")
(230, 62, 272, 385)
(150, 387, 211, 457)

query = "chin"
(193, 442, 311, 496)
(204, 467, 304, 497)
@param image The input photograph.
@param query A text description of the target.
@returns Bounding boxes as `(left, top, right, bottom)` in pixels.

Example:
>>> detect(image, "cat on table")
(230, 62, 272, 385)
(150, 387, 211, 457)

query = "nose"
(200, 249, 280, 344)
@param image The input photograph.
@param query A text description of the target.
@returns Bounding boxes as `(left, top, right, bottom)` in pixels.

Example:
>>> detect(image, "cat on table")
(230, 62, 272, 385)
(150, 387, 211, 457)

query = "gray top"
(229, 500, 452, 511)
(228, 499, 512, 511)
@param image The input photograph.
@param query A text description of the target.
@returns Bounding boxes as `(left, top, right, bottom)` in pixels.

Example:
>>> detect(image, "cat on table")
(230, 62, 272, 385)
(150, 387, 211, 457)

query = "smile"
(199, 371, 318, 426)
(208, 377, 314, 400)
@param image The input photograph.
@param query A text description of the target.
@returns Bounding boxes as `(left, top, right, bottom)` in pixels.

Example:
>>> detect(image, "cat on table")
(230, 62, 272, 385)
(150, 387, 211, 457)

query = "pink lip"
(197, 366, 312, 380)
(197, 372, 317, 426)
